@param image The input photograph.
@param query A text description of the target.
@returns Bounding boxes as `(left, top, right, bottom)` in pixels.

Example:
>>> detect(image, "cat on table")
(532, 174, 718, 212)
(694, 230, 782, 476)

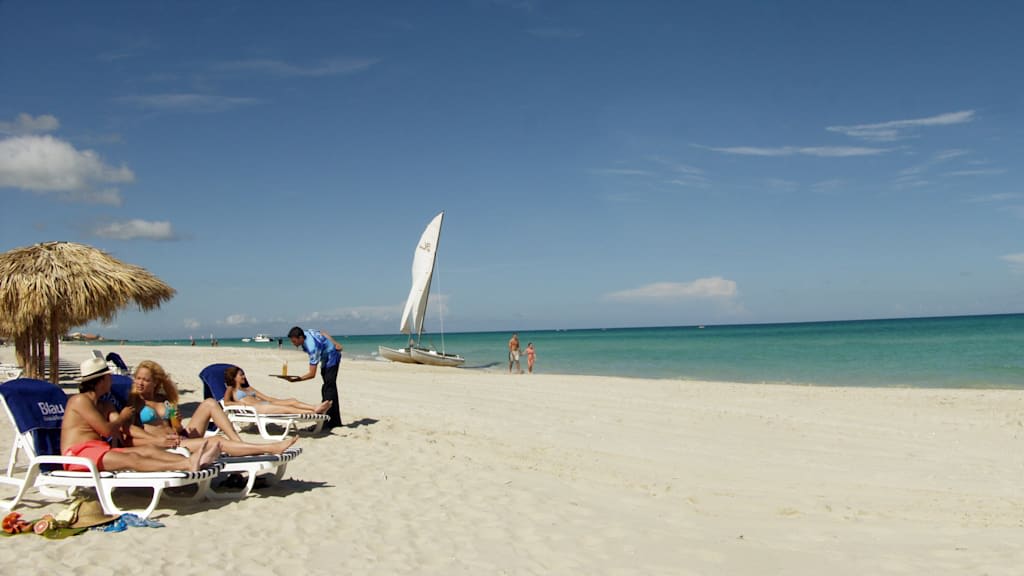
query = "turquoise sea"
(125, 314, 1024, 389)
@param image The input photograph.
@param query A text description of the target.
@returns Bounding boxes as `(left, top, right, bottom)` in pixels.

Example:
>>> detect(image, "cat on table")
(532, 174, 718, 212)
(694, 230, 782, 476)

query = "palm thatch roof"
(0, 241, 175, 382)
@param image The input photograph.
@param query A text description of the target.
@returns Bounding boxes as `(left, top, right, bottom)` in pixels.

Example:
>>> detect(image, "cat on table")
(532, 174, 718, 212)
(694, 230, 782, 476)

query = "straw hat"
(78, 357, 111, 383)
(68, 499, 120, 529)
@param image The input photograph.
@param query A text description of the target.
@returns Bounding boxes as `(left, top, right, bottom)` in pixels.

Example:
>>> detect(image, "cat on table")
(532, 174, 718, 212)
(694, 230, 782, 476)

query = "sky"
(1, 1, 1022, 340)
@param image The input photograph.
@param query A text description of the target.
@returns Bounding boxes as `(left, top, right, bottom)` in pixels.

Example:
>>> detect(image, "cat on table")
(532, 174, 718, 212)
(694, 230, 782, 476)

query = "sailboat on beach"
(378, 211, 465, 367)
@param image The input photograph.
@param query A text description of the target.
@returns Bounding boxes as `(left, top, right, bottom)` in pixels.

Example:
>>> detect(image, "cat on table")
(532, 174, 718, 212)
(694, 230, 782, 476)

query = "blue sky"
(1, 1, 1021, 340)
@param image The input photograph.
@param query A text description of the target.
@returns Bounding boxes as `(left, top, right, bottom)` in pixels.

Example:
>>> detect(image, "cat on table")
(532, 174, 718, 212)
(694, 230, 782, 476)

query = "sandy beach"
(0, 343, 1022, 574)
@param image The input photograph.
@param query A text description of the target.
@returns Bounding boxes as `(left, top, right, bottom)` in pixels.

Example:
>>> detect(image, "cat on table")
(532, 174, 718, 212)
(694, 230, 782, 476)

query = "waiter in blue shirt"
(286, 326, 344, 429)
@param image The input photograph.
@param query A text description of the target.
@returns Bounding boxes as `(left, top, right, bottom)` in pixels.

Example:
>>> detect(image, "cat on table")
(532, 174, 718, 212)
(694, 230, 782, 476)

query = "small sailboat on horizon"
(379, 211, 465, 367)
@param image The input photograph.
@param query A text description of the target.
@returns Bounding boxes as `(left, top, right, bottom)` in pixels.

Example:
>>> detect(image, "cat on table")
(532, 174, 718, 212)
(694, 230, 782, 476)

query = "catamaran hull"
(409, 348, 466, 367)
(378, 346, 417, 363)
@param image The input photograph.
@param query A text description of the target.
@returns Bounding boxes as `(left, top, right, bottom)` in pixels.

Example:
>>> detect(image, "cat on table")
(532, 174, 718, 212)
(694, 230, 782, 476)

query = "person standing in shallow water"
(526, 342, 536, 374)
(508, 332, 522, 374)
(287, 326, 344, 430)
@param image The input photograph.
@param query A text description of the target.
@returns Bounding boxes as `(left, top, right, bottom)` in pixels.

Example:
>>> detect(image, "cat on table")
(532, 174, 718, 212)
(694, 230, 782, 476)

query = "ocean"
(124, 313, 1024, 389)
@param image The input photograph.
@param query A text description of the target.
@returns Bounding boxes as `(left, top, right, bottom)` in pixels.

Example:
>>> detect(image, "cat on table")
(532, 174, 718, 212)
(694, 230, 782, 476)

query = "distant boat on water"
(378, 211, 465, 367)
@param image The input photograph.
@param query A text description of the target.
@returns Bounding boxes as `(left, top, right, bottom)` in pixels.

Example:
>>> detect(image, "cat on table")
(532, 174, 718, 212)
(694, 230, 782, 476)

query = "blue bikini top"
(139, 401, 175, 425)
(234, 389, 256, 401)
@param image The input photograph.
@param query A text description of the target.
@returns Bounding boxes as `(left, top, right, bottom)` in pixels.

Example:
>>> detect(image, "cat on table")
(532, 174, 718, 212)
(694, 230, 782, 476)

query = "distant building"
(64, 332, 103, 341)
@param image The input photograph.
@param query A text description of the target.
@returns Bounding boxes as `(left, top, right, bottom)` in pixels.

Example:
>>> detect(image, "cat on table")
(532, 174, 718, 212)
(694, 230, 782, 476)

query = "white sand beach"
(1, 344, 1022, 575)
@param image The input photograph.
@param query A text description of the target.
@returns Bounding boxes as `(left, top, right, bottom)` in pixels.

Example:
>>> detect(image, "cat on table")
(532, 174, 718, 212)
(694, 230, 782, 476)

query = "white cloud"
(118, 93, 259, 112)
(1002, 253, 1024, 272)
(944, 168, 1006, 177)
(62, 188, 124, 205)
(703, 146, 790, 157)
(664, 176, 710, 189)
(222, 314, 255, 326)
(590, 168, 654, 176)
(811, 179, 846, 193)
(215, 57, 379, 77)
(826, 110, 976, 141)
(183, 318, 201, 330)
(892, 150, 957, 189)
(301, 304, 405, 332)
(92, 219, 176, 241)
(799, 146, 893, 157)
(764, 178, 799, 192)
(301, 297, 457, 332)
(0, 113, 59, 135)
(891, 175, 930, 190)
(303, 303, 404, 323)
(898, 149, 968, 176)
(934, 149, 970, 162)
(0, 135, 134, 200)
(968, 193, 1021, 203)
(704, 145, 889, 157)
(594, 159, 709, 189)
(605, 277, 738, 301)
(651, 157, 704, 175)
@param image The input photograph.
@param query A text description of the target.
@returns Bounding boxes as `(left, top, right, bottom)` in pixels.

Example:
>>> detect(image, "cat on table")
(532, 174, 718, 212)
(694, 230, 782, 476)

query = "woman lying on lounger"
(128, 360, 297, 457)
(223, 366, 331, 415)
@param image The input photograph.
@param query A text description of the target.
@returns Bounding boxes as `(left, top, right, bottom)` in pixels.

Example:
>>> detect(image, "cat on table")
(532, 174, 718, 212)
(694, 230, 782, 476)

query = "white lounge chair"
(93, 349, 131, 375)
(200, 363, 328, 440)
(0, 363, 22, 383)
(0, 378, 223, 518)
(209, 447, 302, 499)
(105, 374, 303, 499)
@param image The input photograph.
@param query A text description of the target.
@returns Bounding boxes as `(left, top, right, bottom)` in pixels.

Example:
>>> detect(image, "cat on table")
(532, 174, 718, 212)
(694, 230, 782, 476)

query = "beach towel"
(105, 352, 128, 371)
(200, 363, 234, 402)
(100, 375, 133, 411)
(0, 379, 68, 466)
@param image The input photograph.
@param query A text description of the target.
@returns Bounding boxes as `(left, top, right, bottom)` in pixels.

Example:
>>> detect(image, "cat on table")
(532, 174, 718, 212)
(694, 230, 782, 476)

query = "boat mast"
(420, 211, 443, 348)
(437, 256, 446, 355)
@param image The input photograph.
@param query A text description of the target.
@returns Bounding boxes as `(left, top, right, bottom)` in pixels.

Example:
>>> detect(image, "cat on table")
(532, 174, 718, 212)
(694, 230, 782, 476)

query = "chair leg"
(267, 462, 287, 485)
(164, 479, 210, 503)
(207, 469, 254, 500)
(257, 419, 291, 441)
(5, 435, 20, 477)
(0, 464, 39, 511)
(194, 477, 213, 502)
(134, 485, 164, 519)
(96, 482, 128, 516)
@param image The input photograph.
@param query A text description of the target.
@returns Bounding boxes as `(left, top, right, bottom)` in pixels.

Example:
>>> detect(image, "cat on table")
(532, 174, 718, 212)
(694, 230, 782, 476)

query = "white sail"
(399, 211, 444, 340)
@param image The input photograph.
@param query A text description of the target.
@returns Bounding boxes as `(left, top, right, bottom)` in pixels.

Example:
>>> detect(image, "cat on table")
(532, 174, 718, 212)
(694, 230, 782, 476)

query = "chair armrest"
(31, 455, 102, 476)
(221, 404, 259, 417)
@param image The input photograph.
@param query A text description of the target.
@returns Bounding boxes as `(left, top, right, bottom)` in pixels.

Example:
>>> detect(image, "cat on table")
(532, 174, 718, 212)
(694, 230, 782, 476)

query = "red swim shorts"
(62, 439, 124, 472)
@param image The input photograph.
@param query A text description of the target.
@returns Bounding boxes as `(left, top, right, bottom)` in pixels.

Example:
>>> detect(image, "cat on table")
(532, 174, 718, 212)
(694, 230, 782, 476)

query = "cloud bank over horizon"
(605, 277, 739, 302)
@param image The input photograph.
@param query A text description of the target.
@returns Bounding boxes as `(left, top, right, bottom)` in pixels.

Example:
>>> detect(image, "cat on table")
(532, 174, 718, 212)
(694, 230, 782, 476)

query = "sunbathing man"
(61, 357, 221, 473)
(128, 360, 297, 456)
(223, 365, 331, 415)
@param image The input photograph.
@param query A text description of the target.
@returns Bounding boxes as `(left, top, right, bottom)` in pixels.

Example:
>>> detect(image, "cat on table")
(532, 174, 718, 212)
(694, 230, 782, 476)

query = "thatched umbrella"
(0, 241, 175, 383)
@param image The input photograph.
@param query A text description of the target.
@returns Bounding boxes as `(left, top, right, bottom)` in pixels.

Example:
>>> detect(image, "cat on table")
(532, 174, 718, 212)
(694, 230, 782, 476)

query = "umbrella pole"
(14, 332, 27, 375)
(49, 310, 59, 385)
(35, 321, 45, 379)
(34, 332, 44, 379)
(28, 330, 38, 379)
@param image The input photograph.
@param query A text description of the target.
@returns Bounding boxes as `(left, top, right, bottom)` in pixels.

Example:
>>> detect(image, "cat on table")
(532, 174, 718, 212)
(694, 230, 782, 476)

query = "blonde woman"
(128, 360, 296, 456)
